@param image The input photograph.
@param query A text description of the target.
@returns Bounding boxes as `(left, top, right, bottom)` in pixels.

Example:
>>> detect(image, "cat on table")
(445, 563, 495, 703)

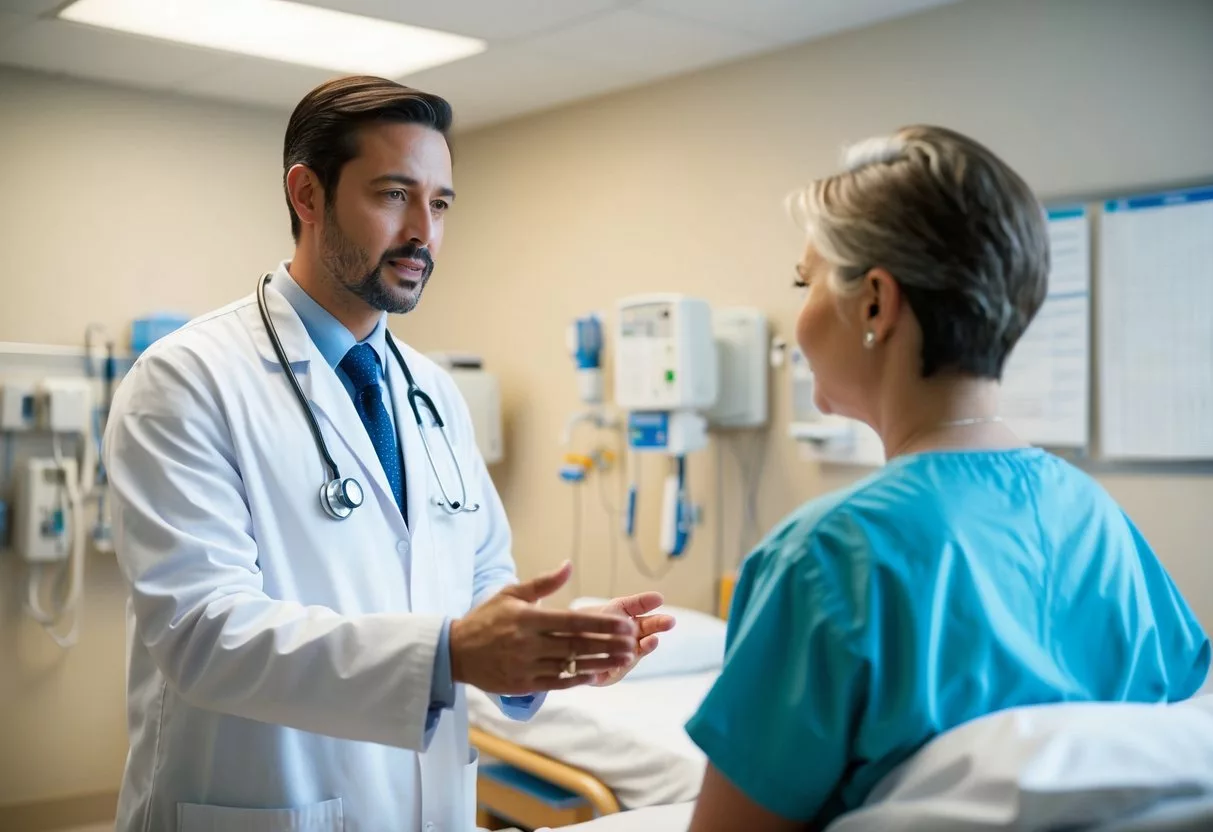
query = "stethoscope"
(256, 273, 480, 520)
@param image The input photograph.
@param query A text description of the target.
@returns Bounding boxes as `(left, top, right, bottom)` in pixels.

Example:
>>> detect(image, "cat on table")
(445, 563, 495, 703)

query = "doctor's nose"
(399, 203, 436, 249)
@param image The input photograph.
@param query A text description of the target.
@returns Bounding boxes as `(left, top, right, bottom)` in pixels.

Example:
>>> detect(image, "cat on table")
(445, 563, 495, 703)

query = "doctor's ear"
(286, 164, 324, 231)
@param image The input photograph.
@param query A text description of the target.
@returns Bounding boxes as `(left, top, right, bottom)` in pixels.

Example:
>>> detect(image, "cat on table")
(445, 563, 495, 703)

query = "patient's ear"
(858, 267, 902, 346)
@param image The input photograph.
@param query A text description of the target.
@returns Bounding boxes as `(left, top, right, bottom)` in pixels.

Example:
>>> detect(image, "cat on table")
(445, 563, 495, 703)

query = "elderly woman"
(682, 126, 1211, 831)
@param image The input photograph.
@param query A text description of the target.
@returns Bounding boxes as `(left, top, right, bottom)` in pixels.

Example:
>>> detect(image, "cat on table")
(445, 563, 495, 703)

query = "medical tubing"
(714, 438, 726, 587)
(595, 465, 620, 598)
(257, 274, 344, 483)
(620, 452, 677, 580)
(570, 481, 583, 597)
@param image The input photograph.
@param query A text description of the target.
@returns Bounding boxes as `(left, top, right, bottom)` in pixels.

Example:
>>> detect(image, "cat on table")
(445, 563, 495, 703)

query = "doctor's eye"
(384, 190, 406, 202)
(431, 199, 450, 212)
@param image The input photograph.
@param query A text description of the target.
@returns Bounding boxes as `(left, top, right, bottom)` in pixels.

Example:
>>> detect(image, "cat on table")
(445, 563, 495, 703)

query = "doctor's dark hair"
(788, 125, 1049, 380)
(283, 75, 454, 242)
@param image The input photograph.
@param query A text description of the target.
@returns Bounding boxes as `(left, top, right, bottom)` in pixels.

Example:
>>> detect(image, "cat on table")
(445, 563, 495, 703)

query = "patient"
(682, 126, 1212, 831)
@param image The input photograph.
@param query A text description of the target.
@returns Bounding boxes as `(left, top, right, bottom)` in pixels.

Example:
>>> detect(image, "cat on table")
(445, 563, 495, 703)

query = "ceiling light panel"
(58, 0, 486, 77)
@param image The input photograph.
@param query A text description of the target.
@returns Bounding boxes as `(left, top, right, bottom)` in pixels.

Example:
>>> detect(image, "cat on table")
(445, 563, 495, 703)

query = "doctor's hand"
(577, 592, 676, 687)
(449, 561, 640, 695)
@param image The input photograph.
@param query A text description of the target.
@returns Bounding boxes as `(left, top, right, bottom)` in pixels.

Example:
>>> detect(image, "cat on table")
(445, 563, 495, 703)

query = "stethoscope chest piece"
(321, 477, 364, 520)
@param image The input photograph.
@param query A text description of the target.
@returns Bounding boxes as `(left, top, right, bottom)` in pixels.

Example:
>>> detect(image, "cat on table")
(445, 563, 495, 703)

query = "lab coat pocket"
(177, 797, 343, 831)
(464, 747, 481, 831)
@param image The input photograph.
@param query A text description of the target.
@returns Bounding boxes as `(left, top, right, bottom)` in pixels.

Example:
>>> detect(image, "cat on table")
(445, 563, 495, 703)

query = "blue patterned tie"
(339, 343, 405, 520)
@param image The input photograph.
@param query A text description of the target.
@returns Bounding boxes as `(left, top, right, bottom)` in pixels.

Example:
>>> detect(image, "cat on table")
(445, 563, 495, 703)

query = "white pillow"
(826, 695, 1213, 832)
(570, 597, 726, 681)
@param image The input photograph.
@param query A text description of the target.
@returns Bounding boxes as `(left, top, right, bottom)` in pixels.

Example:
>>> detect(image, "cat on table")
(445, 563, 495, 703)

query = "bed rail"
(470, 726, 622, 817)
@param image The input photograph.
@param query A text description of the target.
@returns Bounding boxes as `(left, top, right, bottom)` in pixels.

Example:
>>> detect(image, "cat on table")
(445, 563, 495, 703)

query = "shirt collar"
(269, 261, 389, 372)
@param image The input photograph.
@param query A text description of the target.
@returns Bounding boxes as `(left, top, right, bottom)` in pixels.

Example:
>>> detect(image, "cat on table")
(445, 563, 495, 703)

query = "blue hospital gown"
(684, 447, 1210, 824)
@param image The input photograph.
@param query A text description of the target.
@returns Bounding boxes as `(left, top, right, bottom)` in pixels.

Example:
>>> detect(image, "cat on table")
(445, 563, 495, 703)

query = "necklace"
(937, 415, 1003, 427)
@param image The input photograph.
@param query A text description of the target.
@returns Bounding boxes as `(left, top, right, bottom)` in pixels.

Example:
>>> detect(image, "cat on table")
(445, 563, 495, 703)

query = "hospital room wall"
(398, 0, 1213, 618)
(0, 71, 294, 813)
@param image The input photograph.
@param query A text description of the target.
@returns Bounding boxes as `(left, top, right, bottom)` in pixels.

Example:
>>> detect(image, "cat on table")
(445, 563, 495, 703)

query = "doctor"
(103, 75, 673, 832)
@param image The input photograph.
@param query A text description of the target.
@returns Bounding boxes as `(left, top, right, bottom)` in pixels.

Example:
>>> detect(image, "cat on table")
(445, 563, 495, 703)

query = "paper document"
(1000, 206, 1091, 448)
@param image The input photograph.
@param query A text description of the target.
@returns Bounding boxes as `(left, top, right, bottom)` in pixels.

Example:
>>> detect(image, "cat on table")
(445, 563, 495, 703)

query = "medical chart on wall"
(999, 205, 1092, 449)
(1097, 186, 1213, 460)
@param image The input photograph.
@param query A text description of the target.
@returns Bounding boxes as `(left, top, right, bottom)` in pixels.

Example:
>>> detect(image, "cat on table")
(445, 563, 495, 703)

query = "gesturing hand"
(577, 592, 676, 687)
(448, 561, 639, 695)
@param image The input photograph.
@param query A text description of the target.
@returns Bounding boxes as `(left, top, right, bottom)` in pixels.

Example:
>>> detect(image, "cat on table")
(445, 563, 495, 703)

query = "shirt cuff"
(499, 692, 546, 722)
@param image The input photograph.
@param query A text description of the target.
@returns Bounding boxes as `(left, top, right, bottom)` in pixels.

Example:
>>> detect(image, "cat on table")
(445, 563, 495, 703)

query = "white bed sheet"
(545, 797, 1213, 832)
(467, 672, 715, 809)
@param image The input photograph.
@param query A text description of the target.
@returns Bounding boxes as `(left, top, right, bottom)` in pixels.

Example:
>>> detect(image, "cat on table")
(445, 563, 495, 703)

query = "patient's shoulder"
(749, 461, 916, 562)
(738, 472, 893, 599)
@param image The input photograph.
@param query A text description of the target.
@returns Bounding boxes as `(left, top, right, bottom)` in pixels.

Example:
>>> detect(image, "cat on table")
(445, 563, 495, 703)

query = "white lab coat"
(104, 279, 538, 832)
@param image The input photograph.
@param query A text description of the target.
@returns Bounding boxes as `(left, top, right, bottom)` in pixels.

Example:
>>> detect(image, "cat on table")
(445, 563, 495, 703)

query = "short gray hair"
(788, 125, 1049, 379)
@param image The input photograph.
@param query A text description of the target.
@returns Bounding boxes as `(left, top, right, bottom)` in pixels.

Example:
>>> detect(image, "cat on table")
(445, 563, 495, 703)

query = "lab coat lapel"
(384, 338, 437, 612)
(243, 285, 408, 536)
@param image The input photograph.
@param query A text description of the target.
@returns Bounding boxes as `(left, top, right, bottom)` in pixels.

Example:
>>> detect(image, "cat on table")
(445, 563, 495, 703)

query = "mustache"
(380, 244, 433, 270)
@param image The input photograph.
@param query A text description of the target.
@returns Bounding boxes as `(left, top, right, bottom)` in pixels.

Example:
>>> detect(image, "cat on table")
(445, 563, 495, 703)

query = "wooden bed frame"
(472, 574, 736, 830)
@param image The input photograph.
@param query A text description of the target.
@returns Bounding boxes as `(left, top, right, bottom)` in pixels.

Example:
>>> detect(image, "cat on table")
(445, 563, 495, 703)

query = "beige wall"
(2, 0, 1212, 811)
(0, 69, 295, 809)
(0, 68, 294, 346)
(406, 0, 1213, 618)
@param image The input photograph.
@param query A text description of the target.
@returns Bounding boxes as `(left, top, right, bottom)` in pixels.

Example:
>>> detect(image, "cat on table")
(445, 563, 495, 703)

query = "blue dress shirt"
(272, 270, 457, 735)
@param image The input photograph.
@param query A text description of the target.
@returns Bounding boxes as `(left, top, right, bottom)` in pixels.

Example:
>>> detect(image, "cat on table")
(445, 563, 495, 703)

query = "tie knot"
(339, 343, 382, 390)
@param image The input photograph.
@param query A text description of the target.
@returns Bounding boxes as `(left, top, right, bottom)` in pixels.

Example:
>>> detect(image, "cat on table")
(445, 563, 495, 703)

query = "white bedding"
(547, 797, 1213, 832)
(467, 671, 715, 809)
(548, 695, 1213, 832)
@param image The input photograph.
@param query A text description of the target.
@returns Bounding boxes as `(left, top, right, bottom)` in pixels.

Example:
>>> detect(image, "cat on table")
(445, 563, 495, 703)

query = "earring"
(863, 330, 876, 349)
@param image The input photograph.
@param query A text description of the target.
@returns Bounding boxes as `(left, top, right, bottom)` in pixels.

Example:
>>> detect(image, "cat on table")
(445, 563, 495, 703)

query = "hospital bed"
(546, 692, 1213, 832)
(471, 572, 1213, 831)
(469, 578, 736, 830)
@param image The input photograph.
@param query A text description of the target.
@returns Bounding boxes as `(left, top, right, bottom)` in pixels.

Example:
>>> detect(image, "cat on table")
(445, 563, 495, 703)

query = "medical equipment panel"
(614, 295, 717, 412)
(626, 410, 708, 457)
(14, 457, 77, 564)
(36, 378, 92, 434)
(427, 352, 504, 465)
(453, 367, 503, 466)
(567, 313, 604, 405)
(707, 307, 769, 429)
(0, 381, 37, 431)
(1, 331, 122, 649)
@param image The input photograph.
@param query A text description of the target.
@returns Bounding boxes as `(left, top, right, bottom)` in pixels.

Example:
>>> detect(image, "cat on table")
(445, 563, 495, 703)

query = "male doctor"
(103, 75, 673, 832)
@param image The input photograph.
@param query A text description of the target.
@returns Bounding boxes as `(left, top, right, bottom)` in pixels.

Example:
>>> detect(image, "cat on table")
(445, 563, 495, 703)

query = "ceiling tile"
(174, 55, 342, 113)
(401, 44, 648, 131)
(2, 0, 68, 16)
(303, 0, 630, 41)
(522, 7, 769, 78)
(639, 0, 958, 45)
(0, 12, 34, 46)
(0, 19, 234, 90)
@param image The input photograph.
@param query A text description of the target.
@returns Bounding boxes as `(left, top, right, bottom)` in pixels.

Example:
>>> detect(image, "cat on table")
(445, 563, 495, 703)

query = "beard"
(320, 207, 434, 314)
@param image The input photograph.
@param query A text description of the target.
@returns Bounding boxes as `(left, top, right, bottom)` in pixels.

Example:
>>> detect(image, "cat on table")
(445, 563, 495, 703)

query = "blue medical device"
(567, 313, 604, 405)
